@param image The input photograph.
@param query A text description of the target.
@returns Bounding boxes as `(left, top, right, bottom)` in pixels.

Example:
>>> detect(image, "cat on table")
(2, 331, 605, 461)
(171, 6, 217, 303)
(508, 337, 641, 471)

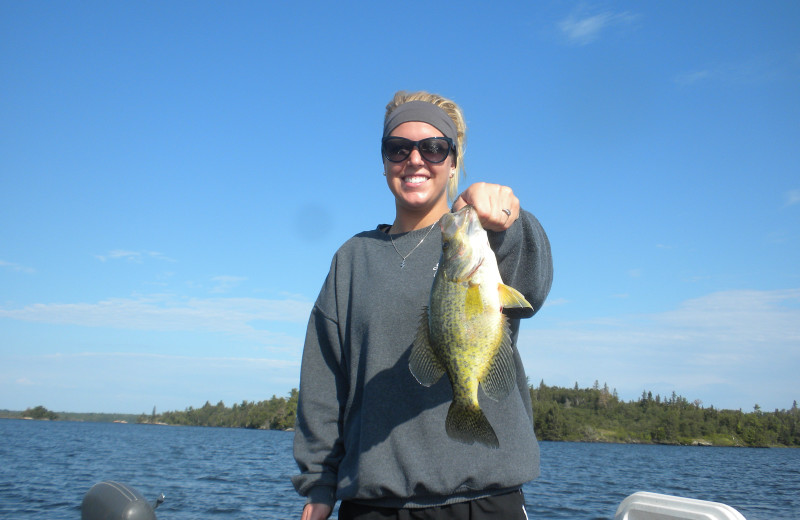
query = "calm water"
(1, 419, 797, 519)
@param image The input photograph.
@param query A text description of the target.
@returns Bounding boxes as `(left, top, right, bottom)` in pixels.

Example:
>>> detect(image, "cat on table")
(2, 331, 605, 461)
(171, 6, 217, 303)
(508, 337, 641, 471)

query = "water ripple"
(1, 421, 798, 519)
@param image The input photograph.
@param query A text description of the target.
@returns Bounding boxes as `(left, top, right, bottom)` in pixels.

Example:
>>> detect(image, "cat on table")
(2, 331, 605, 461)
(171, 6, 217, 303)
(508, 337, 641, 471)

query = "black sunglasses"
(381, 136, 454, 164)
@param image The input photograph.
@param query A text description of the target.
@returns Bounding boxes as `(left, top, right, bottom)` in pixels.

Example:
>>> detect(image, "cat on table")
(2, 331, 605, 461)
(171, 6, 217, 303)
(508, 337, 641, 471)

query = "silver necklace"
(389, 221, 437, 269)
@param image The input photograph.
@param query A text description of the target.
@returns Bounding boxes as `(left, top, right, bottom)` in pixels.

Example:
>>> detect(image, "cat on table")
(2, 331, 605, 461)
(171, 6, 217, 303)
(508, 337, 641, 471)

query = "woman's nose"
(407, 147, 425, 165)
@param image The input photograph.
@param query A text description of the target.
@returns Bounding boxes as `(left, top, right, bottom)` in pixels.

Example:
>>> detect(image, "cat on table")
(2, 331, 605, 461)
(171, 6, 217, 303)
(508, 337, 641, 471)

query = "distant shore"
(1, 414, 794, 448)
(5, 382, 798, 448)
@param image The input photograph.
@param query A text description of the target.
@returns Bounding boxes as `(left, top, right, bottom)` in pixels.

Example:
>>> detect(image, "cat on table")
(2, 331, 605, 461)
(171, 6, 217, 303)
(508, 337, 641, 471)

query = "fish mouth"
(450, 207, 483, 240)
(443, 205, 475, 236)
(440, 205, 485, 282)
(464, 207, 482, 235)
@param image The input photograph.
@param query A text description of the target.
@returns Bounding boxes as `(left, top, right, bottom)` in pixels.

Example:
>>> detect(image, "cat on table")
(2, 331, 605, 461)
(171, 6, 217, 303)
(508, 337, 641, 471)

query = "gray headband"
(383, 100, 458, 143)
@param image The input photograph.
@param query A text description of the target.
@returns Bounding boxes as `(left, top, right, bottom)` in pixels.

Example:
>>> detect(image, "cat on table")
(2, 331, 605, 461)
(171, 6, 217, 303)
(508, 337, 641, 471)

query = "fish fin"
(481, 323, 517, 401)
(409, 308, 445, 387)
(498, 283, 533, 310)
(445, 401, 500, 449)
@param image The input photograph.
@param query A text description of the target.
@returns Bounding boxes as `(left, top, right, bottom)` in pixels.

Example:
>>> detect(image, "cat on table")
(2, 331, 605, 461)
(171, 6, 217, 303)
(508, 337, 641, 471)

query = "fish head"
(439, 205, 486, 282)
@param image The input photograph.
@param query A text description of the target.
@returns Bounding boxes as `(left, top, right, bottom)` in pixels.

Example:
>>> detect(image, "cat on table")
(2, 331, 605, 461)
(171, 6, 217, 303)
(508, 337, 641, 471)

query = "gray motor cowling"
(82, 481, 164, 520)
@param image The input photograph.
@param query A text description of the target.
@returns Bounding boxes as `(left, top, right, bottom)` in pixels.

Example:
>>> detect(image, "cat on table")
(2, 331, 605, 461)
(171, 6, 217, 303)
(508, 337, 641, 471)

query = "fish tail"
(445, 401, 499, 449)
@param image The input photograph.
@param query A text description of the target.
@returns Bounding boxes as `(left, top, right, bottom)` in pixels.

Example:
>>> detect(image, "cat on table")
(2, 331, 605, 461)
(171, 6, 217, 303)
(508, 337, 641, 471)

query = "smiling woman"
(291, 91, 553, 520)
(380, 93, 467, 234)
(382, 120, 454, 232)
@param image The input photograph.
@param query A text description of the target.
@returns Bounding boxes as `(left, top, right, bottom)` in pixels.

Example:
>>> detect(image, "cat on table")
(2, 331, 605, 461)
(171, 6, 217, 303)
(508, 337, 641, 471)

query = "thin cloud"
(95, 250, 176, 263)
(39, 350, 299, 368)
(543, 297, 570, 308)
(3, 352, 302, 413)
(785, 189, 800, 207)
(674, 70, 713, 87)
(210, 275, 248, 294)
(0, 294, 312, 347)
(0, 260, 35, 274)
(520, 288, 800, 410)
(675, 53, 795, 87)
(557, 8, 639, 46)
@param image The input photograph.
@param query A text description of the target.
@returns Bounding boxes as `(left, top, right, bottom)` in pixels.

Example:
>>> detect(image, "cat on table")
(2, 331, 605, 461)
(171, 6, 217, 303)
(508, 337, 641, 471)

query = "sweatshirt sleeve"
(291, 261, 349, 508)
(488, 208, 553, 319)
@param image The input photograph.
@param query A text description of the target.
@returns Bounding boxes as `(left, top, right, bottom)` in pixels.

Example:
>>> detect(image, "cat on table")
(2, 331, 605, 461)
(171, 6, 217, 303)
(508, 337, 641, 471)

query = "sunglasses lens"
(383, 138, 412, 162)
(382, 137, 452, 163)
(418, 138, 450, 163)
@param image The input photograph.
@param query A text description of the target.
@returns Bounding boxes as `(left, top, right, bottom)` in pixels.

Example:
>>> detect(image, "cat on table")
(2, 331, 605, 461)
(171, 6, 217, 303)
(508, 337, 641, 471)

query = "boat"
(80, 481, 748, 519)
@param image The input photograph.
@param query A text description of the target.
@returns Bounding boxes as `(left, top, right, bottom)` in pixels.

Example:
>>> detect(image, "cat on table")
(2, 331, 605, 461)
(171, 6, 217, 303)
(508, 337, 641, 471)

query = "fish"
(409, 205, 533, 448)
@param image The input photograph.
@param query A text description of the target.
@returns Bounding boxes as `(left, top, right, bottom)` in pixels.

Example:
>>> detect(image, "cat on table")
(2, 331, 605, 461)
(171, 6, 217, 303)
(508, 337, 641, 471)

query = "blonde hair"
(384, 90, 467, 202)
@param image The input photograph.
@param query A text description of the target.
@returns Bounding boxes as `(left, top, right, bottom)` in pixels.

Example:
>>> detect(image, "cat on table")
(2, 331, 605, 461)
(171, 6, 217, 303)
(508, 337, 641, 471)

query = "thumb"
(451, 194, 468, 212)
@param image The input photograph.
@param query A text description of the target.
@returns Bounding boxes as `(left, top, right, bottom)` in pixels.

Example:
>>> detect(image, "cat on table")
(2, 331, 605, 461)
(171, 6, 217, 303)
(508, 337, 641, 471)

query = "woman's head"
(383, 91, 466, 202)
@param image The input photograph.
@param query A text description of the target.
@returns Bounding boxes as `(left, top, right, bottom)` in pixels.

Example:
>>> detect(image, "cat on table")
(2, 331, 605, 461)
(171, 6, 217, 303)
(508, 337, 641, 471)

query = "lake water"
(1, 419, 797, 519)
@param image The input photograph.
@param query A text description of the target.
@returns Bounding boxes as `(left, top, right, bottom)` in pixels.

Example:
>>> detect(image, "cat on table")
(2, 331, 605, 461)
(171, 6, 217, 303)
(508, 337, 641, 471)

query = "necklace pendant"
(389, 221, 436, 271)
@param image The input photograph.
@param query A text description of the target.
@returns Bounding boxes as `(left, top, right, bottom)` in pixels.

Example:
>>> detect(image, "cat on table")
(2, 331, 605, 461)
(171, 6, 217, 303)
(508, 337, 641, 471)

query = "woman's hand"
(452, 182, 520, 232)
(301, 503, 332, 520)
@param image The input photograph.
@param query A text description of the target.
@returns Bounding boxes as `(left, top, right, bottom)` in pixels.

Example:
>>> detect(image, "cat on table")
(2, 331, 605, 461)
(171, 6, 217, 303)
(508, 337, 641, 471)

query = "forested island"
(5, 382, 799, 447)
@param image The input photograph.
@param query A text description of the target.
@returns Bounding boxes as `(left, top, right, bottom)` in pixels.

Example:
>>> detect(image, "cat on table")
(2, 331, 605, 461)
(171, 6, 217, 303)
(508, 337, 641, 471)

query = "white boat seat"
(614, 491, 746, 520)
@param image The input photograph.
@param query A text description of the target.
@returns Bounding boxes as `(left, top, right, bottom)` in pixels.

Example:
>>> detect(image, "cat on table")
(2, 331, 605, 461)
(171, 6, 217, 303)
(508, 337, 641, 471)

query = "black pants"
(338, 490, 528, 520)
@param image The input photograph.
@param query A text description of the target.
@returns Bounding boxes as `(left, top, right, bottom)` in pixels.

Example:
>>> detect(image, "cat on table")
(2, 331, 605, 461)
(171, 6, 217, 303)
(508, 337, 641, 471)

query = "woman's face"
(383, 121, 454, 216)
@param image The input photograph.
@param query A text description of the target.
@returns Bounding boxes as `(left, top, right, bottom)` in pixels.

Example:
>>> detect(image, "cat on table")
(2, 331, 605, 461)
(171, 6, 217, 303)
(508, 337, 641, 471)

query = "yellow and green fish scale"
(429, 278, 505, 408)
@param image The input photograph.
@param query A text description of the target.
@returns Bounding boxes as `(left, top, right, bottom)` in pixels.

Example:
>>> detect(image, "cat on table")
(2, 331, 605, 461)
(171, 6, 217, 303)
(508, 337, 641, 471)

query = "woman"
(293, 91, 553, 520)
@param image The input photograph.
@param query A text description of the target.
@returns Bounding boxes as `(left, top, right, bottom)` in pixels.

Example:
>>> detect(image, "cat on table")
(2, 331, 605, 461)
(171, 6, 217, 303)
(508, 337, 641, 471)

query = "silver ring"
(502, 208, 512, 217)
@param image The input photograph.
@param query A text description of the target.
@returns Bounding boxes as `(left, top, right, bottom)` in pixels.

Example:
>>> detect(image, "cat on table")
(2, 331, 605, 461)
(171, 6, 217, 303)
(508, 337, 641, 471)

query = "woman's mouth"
(403, 175, 428, 185)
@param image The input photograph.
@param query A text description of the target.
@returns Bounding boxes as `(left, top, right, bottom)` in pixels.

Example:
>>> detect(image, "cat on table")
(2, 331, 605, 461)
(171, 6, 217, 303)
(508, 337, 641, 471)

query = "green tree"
(24, 405, 58, 420)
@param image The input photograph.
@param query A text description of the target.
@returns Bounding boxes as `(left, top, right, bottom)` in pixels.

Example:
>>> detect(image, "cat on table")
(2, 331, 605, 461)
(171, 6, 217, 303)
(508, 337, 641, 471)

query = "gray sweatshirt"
(292, 209, 553, 509)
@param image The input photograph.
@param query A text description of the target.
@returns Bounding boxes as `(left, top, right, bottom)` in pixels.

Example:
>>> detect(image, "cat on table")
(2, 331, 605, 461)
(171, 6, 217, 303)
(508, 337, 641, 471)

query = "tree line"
(531, 380, 800, 447)
(144, 382, 799, 447)
(139, 389, 298, 431)
(11, 382, 799, 447)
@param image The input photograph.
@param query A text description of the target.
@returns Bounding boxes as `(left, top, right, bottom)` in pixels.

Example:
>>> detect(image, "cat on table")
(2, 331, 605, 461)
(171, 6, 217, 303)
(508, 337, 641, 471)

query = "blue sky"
(1, 1, 798, 414)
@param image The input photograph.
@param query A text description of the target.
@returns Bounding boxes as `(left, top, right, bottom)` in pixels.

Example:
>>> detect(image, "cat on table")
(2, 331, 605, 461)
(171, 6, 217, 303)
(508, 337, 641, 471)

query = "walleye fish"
(409, 205, 533, 448)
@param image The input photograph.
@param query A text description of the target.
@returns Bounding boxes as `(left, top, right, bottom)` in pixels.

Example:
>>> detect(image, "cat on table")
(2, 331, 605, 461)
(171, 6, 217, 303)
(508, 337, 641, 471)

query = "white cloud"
(0, 294, 313, 347)
(39, 350, 299, 368)
(95, 250, 175, 263)
(2, 352, 302, 413)
(0, 260, 35, 274)
(520, 288, 800, 410)
(558, 8, 638, 46)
